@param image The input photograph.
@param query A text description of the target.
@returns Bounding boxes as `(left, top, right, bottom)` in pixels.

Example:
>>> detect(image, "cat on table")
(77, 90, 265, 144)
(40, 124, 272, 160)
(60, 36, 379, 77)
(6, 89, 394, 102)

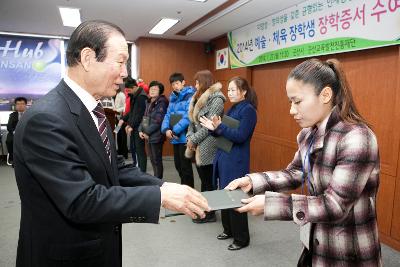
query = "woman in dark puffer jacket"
(139, 81, 169, 179)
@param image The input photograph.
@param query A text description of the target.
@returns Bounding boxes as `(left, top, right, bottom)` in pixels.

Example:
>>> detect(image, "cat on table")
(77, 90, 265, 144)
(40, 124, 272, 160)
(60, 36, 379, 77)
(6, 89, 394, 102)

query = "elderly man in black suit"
(6, 96, 27, 166)
(13, 20, 209, 267)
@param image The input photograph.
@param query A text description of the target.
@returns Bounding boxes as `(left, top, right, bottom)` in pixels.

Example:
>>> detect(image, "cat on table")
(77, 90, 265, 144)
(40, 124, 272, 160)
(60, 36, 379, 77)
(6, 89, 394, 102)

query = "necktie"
(93, 103, 111, 162)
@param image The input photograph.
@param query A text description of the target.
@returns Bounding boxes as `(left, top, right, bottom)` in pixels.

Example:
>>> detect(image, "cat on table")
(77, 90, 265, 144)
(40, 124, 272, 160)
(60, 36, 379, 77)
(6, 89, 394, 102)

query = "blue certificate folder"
(162, 189, 250, 218)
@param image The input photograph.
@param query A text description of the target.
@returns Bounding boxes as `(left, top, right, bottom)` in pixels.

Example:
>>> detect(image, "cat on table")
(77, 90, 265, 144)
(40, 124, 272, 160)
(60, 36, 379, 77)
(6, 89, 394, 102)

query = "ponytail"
(229, 76, 258, 109)
(288, 58, 369, 126)
(326, 59, 369, 126)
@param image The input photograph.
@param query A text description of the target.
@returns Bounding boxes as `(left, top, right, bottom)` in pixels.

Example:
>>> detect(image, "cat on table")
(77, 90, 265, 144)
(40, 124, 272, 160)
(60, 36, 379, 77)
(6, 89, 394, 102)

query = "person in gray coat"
(186, 70, 226, 223)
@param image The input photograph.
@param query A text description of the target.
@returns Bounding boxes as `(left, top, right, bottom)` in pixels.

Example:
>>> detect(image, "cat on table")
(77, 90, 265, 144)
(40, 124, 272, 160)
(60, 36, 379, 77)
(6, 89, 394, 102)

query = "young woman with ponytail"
(226, 58, 381, 266)
(200, 77, 258, 250)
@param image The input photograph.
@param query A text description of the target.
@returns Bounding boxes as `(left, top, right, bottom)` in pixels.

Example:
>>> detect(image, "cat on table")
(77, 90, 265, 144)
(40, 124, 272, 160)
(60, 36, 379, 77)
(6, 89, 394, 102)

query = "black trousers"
(221, 209, 250, 245)
(116, 123, 128, 158)
(195, 164, 215, 192)
(173, 144, 194, 187)
(130, 130, 147, 172)
(147, 142, 163, 179)
(6, 135, 13, 162)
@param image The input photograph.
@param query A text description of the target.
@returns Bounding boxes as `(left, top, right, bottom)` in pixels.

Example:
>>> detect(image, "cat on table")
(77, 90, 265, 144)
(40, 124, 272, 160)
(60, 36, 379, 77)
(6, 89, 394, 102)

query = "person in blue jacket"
(161, 73, 196, 187)
(200, 76, 257, 251)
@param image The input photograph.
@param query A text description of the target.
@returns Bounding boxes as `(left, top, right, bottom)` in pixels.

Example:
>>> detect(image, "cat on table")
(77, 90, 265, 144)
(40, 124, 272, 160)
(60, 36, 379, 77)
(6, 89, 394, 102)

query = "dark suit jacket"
(6, 111, 19, 143)
(13, 80, 163, 267)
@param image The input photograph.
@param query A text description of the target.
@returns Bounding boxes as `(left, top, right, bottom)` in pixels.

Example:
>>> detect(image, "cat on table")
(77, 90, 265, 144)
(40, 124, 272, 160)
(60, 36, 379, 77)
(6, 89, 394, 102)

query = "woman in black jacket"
(139, 81, 169, 179)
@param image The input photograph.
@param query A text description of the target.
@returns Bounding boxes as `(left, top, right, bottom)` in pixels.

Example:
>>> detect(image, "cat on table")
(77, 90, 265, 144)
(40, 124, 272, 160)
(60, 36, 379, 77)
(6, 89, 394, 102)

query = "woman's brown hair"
(193, 70, 214, 99)
(288, 58, 368, 126)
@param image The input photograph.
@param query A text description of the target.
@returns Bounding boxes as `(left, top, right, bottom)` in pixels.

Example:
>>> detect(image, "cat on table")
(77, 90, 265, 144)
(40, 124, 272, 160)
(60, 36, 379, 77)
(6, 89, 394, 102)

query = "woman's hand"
(187, 139, 196, 151)
(139, 132, 148, 140)
(199, 115, 222, 131)
(211, 115, 222, 128)
(236, 195, 265, 216)
(200, 116, 215, 130)
(225, 176, 253, 193)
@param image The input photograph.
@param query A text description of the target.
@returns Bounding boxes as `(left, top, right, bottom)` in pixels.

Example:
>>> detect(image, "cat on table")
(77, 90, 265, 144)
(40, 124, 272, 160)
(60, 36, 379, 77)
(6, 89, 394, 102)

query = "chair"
(0, 132, 3, 163)
(0, 130, 12, 166)
(0, 131, 3, 155)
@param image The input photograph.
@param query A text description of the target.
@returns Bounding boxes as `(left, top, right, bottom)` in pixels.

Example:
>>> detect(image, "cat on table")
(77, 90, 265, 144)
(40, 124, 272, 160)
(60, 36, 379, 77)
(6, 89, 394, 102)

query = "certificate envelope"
(202, 189, 250, 211)
(162, 189, 250, 217)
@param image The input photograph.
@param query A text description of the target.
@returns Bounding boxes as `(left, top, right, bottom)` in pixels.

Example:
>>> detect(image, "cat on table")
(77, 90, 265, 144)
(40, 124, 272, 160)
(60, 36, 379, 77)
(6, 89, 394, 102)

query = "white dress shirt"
(114, 91, 126, 119)
(64, 75, 100, 129)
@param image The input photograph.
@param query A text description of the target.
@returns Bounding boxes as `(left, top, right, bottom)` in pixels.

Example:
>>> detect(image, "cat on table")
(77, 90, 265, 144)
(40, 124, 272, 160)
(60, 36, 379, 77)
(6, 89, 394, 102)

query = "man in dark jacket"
(13, 20, 209, 267)
(6, 96, 27, 166)
(121, 77, 148, 172)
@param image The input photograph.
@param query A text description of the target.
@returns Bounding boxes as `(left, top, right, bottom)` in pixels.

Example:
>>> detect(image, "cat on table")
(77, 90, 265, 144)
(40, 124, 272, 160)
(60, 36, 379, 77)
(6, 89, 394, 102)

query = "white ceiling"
(0, 0, 306, 42)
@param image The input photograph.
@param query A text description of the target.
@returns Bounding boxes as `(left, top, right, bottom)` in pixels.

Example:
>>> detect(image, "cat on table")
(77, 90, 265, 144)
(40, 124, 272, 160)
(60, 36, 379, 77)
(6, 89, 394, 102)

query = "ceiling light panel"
(59, 7, 81, 27)
(149, 18, 180, 35)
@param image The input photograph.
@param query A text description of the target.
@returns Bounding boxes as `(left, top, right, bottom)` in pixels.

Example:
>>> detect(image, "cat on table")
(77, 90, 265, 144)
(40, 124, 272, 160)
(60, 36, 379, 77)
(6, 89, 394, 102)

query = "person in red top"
(124, 87, 131, 116)
(138, 78, 149, 95)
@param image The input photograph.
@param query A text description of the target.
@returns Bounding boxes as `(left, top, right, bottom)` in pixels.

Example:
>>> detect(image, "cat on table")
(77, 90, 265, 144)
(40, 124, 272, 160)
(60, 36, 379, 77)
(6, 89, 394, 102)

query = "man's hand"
(166, 130, 174, 139)
(225, 176, 253, 193)
(125, 126, 133, 135)
(160, 182, 210, 219)
(236, 195, 265, 216)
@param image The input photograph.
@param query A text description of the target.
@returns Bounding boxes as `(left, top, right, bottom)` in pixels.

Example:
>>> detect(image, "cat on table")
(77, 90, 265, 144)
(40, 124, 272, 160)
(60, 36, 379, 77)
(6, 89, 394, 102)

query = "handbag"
(141, 116, 150, 129)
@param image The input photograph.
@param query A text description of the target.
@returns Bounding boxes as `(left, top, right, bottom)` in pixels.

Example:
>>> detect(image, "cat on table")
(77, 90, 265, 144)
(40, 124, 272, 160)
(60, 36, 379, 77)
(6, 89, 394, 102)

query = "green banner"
(228, 0, 400, 68)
